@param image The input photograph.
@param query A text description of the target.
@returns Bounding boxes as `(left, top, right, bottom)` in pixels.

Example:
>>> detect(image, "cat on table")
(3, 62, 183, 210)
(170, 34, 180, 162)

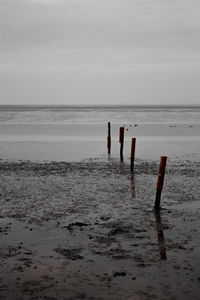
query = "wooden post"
(154, 156, 167, 211)
(119, 127, 124, 162)
(130, 138, 136, 171)
(107, 122, 111, 154)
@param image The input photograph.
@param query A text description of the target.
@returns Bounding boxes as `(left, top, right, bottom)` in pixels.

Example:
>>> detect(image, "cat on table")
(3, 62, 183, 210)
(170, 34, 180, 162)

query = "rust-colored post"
(107, 122, 111, 154)
(130, 138, 136, 171)
(119, 127, 124, 162)
(154, 156, 167, 211)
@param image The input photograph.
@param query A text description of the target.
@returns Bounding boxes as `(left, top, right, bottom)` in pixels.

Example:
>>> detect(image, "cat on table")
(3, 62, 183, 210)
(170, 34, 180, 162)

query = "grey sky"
(0, 0, 200, 105)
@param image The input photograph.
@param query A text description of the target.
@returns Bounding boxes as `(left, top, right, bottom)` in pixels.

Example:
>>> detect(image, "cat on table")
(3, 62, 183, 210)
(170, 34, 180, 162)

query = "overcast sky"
(0, 0, 200, 105)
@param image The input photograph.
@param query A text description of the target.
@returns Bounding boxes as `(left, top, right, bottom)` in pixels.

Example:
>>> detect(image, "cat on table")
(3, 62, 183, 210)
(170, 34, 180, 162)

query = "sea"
(0, 105, 200, 124)
(0, 105, 200, 162)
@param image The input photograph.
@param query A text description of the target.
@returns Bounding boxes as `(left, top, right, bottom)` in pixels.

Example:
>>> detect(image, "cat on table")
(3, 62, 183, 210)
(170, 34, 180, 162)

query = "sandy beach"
(0, 106, 200, 299)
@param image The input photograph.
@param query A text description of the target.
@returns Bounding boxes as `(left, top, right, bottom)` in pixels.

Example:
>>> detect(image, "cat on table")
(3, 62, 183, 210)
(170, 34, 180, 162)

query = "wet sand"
(0, 157, 200, 299)
(0, 122, 200, 161)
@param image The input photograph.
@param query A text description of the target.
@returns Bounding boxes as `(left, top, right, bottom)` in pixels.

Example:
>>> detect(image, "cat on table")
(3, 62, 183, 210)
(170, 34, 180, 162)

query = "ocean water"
(0, 105, 200, 124)
(0, 106, 200, 162)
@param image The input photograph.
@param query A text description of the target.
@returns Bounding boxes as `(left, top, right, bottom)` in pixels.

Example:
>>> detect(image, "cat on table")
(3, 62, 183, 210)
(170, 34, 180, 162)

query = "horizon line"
(0, 104, 200, 108)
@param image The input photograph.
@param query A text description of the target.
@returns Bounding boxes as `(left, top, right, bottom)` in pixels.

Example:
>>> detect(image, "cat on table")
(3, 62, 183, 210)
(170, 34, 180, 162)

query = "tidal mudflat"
(0, 157, 200, 299)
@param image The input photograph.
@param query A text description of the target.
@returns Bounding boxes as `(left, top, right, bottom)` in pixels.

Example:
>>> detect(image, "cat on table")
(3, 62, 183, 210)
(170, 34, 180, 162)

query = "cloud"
(1, 0, 200, 53)
(27, 0, 62, 5)
(0, 0, 200, 104)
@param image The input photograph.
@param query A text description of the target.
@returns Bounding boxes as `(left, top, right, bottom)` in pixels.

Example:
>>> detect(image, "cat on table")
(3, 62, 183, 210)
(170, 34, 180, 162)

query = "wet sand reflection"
(154, 211, 167, 260)
(130, 174, 136, 199)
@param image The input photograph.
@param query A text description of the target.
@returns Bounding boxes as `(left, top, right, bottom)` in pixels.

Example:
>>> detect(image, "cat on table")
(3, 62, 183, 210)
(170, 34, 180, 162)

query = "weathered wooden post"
(130, 138, 136, 171)
(119, 127, 124, 162)
(154, 156, 167, 211)
(107, 122, 111, 154)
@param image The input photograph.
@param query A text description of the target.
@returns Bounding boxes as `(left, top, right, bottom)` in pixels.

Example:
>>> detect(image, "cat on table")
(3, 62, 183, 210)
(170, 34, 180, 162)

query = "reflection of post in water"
(130, 175, 136, 198)
(154, 211, 167, 260)
(119, 161, 124, 174)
